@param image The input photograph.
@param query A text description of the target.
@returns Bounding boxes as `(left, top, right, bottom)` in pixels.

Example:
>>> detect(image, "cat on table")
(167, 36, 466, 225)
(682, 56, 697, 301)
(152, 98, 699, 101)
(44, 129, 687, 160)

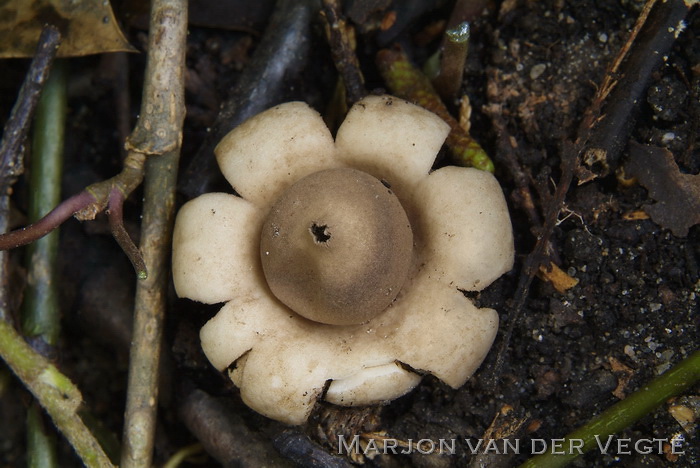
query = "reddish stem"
(107, 188, 147, 279)
(0, 191, 95, 250)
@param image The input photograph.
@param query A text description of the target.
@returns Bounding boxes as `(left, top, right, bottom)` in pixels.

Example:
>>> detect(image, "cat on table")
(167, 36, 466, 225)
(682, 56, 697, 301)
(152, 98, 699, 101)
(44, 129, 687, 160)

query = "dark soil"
(1, 1, 698, 467)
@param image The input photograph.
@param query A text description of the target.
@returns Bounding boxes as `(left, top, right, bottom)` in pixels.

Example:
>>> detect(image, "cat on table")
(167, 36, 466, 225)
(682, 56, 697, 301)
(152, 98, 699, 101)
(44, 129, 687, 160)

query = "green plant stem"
(120, 0, 187, 466)
(21, 59, 67, 350)
(520, 349, 700, 468)
(432, 22, 470, 100)
(27, 403, 58, 468)
(21, 56, 67, 468)
(0, 319, 114, 467)
(0, 26, 61, 322)
(376, 46, 495, 172)
(162, 444, 203, 468)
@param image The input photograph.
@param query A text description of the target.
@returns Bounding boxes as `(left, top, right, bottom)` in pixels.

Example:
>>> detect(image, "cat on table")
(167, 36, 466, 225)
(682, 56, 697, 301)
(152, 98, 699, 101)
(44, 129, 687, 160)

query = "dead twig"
(120, 0, 188, 466)
(180, 0, 317, 198)
(322, 0, 367, 106)
(487, 141, 577, 389)
(0, 149, 148, 276)
(490, 118, 543, 230)
(179, 389, 293, 468)
(579, 0, 693, 181)
(0, 26, 61, 321)
(274, 430, 354, 468)
(0, 26, 61, 188)
(0, 191, 94, 251)
(485, 0, 696, 387)
(107, 188, 146, 279)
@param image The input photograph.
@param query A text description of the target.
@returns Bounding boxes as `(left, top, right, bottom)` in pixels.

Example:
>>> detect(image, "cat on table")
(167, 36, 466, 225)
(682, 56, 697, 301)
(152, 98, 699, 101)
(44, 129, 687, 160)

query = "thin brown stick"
(107, 188, 146, 279)
(0, 191, 95, 250)
(0, 148, 147, 275)
(180, 0, 317, 198)
(120, 0, 188, 466)
(322, 0, 366, 105)
(179, 390, 294, 467)
(433, 22, 470, 101)
(486, 0, 694, 386)
(579, 0, 691, 179)
(0, 26, 61, 321)
(486, 143, 577, 389)
(0, 26, 61, 188)
(588, 0, 657, 109)
(490, 121, 542, 230)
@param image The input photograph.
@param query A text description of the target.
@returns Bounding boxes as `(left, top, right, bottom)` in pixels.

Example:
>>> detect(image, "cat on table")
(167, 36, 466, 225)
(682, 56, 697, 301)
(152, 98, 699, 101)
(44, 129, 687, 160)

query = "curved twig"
(0, 191, 95, 250)
(107, 188, 147, 279)
(0, 146, 148, 275)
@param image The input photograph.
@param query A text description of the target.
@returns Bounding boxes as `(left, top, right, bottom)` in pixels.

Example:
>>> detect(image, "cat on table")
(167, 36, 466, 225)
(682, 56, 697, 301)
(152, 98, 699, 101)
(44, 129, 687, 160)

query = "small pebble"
(530, 63, 547, 80)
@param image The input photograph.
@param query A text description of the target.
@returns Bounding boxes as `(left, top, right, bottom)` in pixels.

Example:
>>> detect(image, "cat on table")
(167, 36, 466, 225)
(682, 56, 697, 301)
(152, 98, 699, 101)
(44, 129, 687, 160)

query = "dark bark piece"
(322, 0, 367, 105)
(0, 26, 61, 321)
(179, 0, 317, 199)
(273, 430, 353, 468)
(626, 141, 700, 237)
(0, 26, 61, 189)
(179, 389, 293, 468)
(580, 0, 692, 179)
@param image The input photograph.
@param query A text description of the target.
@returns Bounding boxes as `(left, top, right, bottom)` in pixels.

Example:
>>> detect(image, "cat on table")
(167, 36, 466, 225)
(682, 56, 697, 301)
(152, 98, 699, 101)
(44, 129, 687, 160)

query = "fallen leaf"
(668, 396, 699, 435)
(608, 356, 635, 399)
(469, 404, 528, 466)
(663, 441, 681, 462)
(538, 261, 579, 294)
(622, 210, 650, 221)
(0, 0, 134, 58)
(626, 142, 700, 237)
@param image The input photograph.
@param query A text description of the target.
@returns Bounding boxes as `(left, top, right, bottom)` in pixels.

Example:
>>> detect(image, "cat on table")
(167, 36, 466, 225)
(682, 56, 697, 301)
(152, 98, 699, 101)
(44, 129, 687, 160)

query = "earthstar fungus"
(172, 95, 514, 425)
(260, 167, 414, 325)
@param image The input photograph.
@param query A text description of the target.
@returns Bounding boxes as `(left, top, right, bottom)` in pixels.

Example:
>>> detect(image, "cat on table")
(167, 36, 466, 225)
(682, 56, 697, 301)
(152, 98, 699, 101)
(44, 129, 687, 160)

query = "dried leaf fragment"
(468, 404, 527, 467)
(668, 396, 699, 435)
(608, 356, 635, 399)
(626, 142, 700, 237)
(0, 0, 134, 58)
(484, 404, 528, 440)
(622, 210, 650, 221)
(538, 261, 579, 294)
